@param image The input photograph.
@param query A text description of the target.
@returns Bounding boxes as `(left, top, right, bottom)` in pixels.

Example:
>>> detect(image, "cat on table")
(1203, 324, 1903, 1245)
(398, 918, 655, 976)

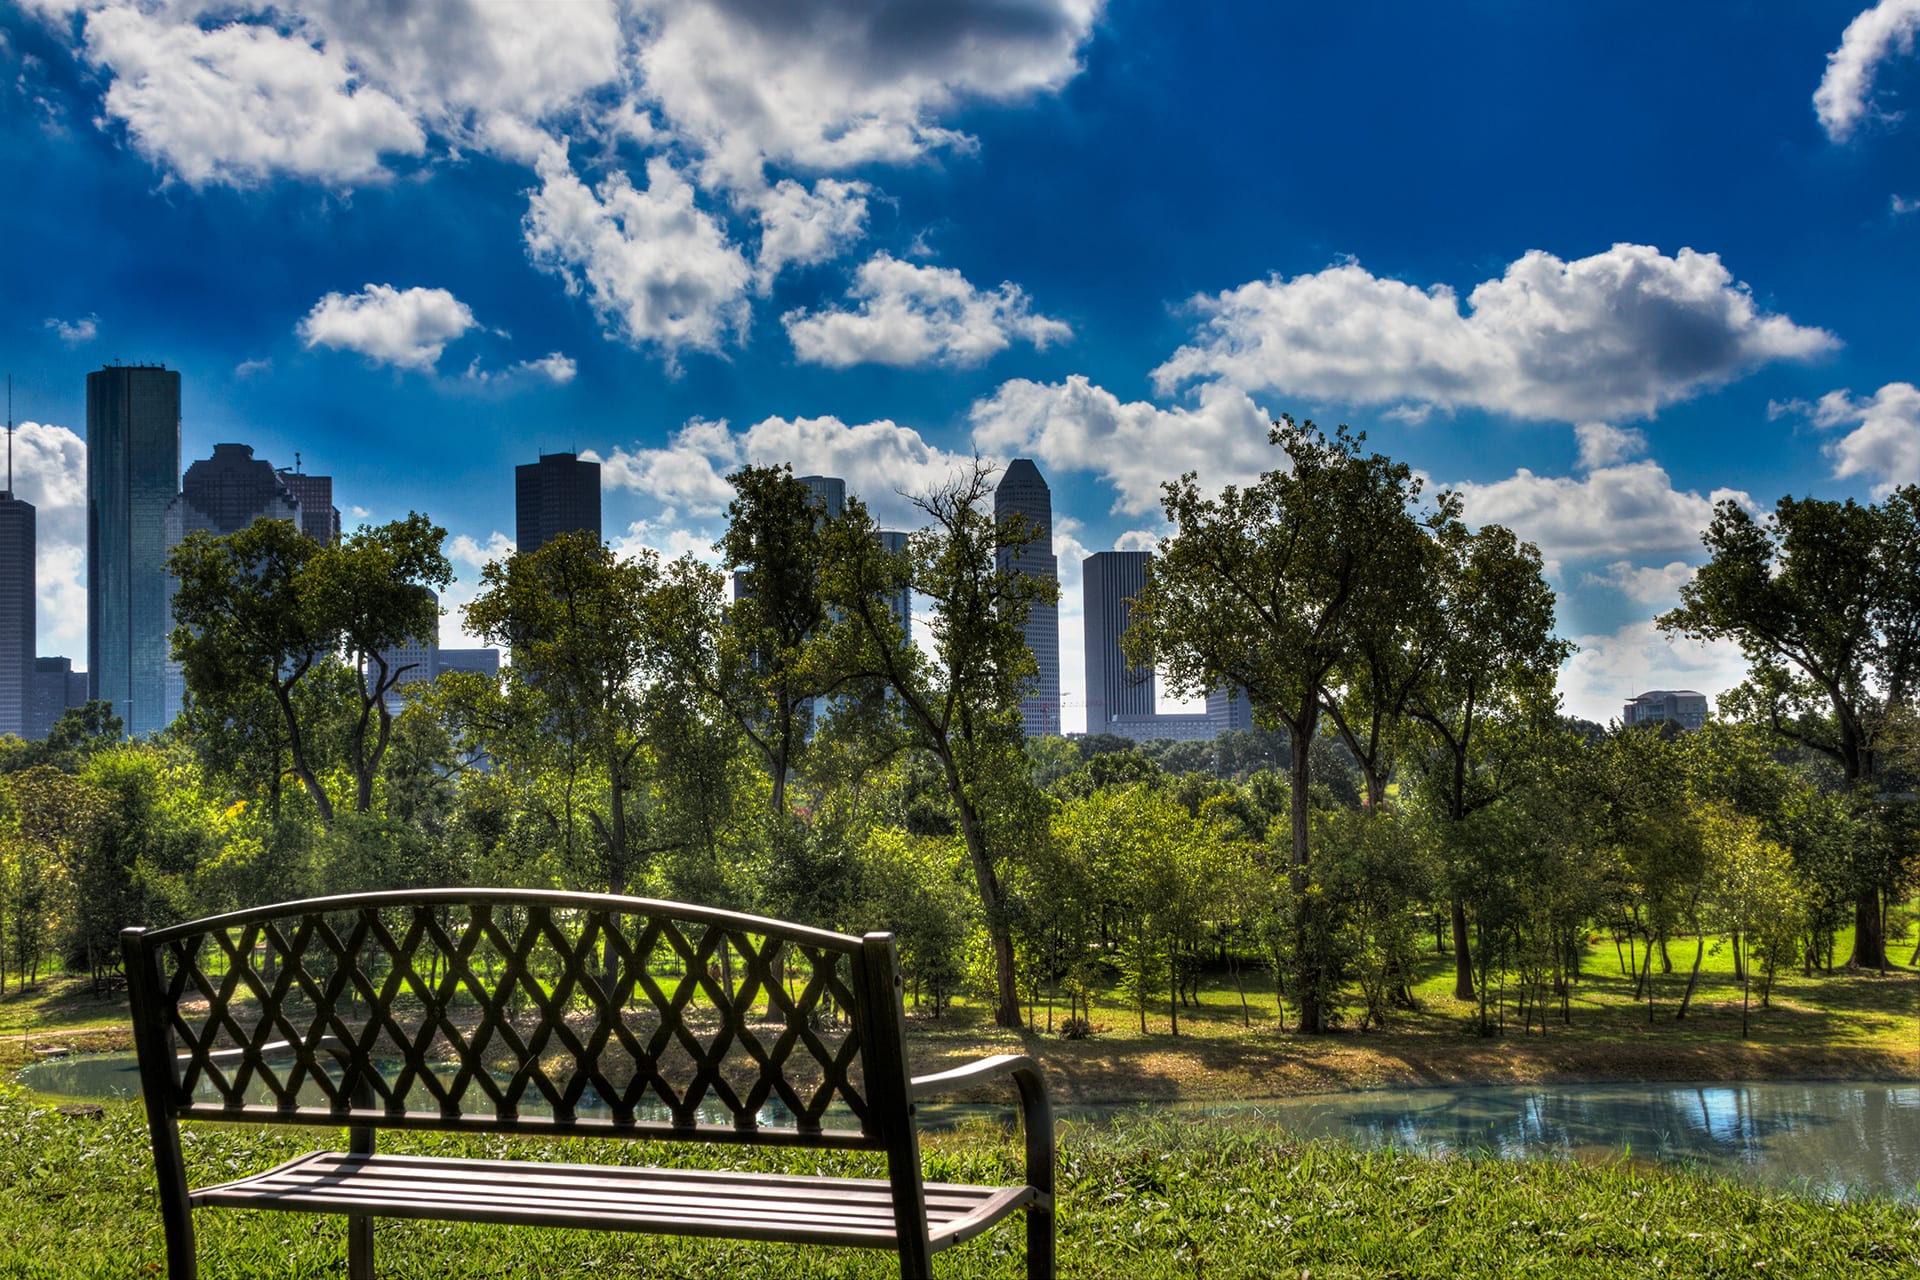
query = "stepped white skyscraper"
(993, 459, 1060, 737)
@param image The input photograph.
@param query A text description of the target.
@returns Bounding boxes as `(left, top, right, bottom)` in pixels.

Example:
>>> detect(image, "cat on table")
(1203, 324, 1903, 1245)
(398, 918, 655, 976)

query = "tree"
(1123, 418, 1429, 1031)
(822, 463, 1055, 1029)
(1659, 488, 1920, 968)
(169, 514, 450, 823)
(1406, 519, 1571, 1000)
(710, 464, 849, 820)
(461, 532, 690, 900)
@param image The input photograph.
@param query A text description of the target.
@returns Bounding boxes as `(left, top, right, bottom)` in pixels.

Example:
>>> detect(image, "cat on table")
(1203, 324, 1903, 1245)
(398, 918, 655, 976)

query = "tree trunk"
(1451, 899, 1475, 1000)
(1674, 931, 1706, 1020)
(1287, 722, 1324, 1034)
(943, 755, 1022, 1028)
(1850, 887, 1887, 970)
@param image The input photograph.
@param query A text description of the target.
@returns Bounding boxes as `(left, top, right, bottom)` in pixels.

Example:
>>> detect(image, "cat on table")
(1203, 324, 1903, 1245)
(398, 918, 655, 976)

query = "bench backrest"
(122, 890, 912, 1154)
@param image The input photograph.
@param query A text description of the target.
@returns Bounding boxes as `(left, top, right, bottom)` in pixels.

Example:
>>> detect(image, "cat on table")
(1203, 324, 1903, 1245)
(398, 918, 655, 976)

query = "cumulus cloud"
(969, 375, 1275, 515)
(596, 419, 742, 518)
(7, 421, 89, 660)
(785, 254, 1070, 368)
(1777, 382, 1920, 493)
(1557, 620, 1747, 727)
(1816, 0, 1920, 142)
(752, 177, 871, 288)
(525, 148, 751, 364)
(446, 530, 515, 571)
(1574, 422, 1647, 469)
(43, 314, 97, 345)
(629, 0, 1102, 189)
(1114, 529, 1160, 552)
(1151, 245, 1837, 424)
(297, 284, 478, 371)
(78, 4, 426, 188)
(1581, 560, 1697, 606)
(1449, 461, 1749, 571)
(598, 410, 978, 528)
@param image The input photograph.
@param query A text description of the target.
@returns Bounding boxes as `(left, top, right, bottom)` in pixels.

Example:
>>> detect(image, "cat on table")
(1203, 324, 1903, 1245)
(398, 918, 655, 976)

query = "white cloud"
(1574, 422, 1647, 469)
(1151, 244, 1837, 423)
(785, 253, 1070, 368)
(297, 283, 478, 371)
(1816, 0, 1920, 142)
(596, 418, 742, 518)
(597, 410, 980, 529)
(79, 4, 426, 188)
(463, 351, 579, 387)
(43, 314, 97, 345)
(524, 147, 752, 364)
(446, 530, 515, 571)
(8, 421, 88, 661)
(233, 356, 272, 378)
(968, 375, 1275, 515)
(1894, 194, 1920, 214)
(1780, 382, 1920, 493)
(628, 0, 1102, 190)
(752, 177, 871, 288)
(1450, 461, 1750, 570)
(1558, 620, 1747, 727)
(1581, 560, 1696, 606)
(609, 517, 721, 567)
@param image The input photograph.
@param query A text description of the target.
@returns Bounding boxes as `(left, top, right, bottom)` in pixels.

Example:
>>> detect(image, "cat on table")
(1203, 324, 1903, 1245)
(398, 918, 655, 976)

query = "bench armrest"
(910, 1054, 1053, 1205)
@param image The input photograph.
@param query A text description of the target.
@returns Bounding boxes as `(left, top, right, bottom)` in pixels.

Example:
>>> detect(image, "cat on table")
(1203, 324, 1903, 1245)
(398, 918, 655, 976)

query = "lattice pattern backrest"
(142, 894, 875, 1142)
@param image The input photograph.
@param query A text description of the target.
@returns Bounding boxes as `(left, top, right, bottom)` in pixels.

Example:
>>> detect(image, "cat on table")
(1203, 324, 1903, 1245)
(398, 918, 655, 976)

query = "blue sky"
(6, 0, 1920, 729)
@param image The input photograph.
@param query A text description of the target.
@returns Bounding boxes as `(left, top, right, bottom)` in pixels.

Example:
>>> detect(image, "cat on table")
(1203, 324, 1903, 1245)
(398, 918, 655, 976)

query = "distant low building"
(1623, 689, 1709, 732)
(1101, 713, 1216, 743)
(28, 657, 88, 739)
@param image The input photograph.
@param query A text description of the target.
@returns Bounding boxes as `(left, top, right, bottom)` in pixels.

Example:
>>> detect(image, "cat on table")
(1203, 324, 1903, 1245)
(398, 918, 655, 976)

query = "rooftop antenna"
(294, 450, 302, 474)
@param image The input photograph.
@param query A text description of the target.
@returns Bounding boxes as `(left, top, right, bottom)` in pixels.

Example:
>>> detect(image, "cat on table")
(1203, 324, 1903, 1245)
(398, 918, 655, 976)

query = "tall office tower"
(163, 444, 304, 725)
(993, 459, 1060, 736)
(0, 446, 32, 739)
(88, 365, 180, 737)
(515, 452, 601, 555)
(277, 467, 342, 544)
(1082, 551, 1154, 732)
(797, 474, 846, 518)
(877, 530, 911, 642)
(169, 444, 302, 535)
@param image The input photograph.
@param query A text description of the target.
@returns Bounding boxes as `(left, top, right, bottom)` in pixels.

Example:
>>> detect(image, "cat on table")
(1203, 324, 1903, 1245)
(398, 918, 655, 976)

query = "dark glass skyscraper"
(0, 484, 32, 740)
(1082, 551, 1154, 732)
(277, 468, 341, 544)
(993, 458, 1060, 737)
(88, 365, 180, 738)
(515, 452, 601, 555)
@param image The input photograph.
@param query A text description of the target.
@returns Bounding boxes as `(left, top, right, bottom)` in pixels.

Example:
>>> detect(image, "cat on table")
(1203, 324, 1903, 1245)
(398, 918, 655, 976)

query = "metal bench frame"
(122, 889, 1053, 1279)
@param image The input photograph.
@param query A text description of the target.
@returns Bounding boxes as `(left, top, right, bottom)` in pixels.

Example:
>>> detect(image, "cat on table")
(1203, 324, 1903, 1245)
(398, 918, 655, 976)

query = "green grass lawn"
(2, 1090, 1915, 1279)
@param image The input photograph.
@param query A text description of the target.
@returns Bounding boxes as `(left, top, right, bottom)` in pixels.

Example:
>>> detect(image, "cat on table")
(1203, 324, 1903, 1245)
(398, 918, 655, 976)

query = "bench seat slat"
(191, 1152, 1040, 1251)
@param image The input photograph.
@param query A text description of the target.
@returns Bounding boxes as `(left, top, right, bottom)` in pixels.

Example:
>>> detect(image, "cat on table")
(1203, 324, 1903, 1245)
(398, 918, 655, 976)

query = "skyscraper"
(88, 365, 180, 737)
(277, 466, 342, 544)
(515, 452, 601, 555)
(993, 458, 1060, 737)
(797, 474, 846, 518)
(1082, 551, 1154, 732)
(0, 424, 32, 739)
(163, 444, 304, 725)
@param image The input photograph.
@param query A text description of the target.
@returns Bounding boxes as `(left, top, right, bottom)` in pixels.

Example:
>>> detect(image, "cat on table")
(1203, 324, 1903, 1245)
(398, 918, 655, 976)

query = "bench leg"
(1028, 1202, 1055, 1280)
(348, 1213, 374, 1279)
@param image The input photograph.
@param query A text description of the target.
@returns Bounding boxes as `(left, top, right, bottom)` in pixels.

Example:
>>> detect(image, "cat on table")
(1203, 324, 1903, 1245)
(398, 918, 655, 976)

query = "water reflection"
(20, 1054, 1918, 1201)
(1056, 1082, 1920, 1201)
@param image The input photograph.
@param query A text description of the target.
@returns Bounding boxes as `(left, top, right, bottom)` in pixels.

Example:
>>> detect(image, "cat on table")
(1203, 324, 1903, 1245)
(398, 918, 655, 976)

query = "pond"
(19, 1054, 1919, 1202)
(1059, 1081, 1920, 1202)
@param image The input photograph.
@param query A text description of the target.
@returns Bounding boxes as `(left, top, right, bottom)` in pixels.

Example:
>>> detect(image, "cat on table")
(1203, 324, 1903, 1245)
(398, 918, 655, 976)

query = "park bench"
(122, 889, 1054, 1279)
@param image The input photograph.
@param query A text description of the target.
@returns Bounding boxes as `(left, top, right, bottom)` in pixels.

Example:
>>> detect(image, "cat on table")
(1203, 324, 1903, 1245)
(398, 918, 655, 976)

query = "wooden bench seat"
(123, 889, 1054, 1278)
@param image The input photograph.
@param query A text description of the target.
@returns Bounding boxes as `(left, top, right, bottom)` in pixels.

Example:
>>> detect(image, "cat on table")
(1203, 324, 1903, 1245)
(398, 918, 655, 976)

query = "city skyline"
(10, 4, 1920, 728)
